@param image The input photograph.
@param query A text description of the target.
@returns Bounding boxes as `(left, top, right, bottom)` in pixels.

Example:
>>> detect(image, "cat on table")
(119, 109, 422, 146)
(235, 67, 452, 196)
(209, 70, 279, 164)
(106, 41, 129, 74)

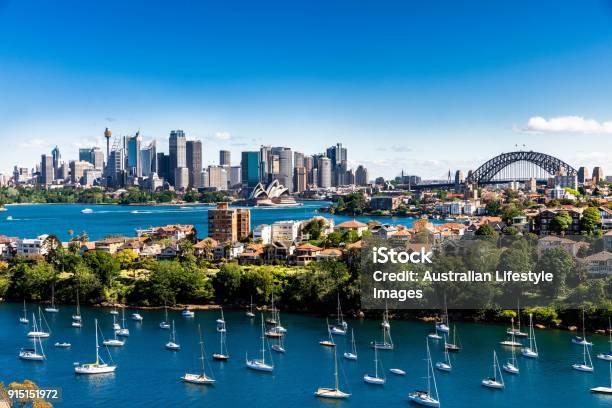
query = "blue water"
(1, 304, 610, 407)
(0, 202, 436, 241)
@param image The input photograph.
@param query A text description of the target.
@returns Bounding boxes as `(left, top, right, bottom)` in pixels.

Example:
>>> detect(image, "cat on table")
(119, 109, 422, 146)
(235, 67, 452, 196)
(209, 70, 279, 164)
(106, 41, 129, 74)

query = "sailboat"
(590, 361, 612, 394)
(166, 320, 180, 350)
(103, 319, 125, 347)
(372, 309, 393, 350)
(181, 325, 215, 384)
(572, 337, 594, 372)
(428, 318, 442, 340)
(363, 346, 385, 384)
(44, 283, 59, 313)
(110, 308, 119, 315)
(216, 308, 226, 333)
(131, 311, 143, 321)
(212, 321, 230, 360)
(71, 290, 82, 328)
(435, 295, 450, 334)
(482, 350, 504, 389)
(444, 324, 460, 352)
(112, 314, 120, 331)
(596, 318, 612, 361)
(507, 301, 528, 337)
(159, 304, 170, 329)
(315, 346, 350, 399)
(115, 308, 130, 337)
(181, 307, 195, 317)
(246, 314, 274, 372)
(246, 295, 255, 318)
(343, 329, 358, 360)
(74, 318, 117, 374)
(502, 327, 520, 374)
(521, 313, 538, 358)
(271, 333, 286, 353)
(330, 294, 348, 336)
(19, 313, 46, 361)
(265, 292, 278, 325)
(572, 309, 593, 346)
(409, 340, 440, 407)
(319, 318, 336, 347)
(500, 317, 522, 347)
(435, 335, 452, 372)
(19, 300, 29, 324)
(27, 308, 51, 338)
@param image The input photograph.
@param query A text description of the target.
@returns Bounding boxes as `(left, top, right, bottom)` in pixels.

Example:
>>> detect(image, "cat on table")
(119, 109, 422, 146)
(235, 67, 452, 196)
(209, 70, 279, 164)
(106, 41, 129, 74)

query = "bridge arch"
(466, 151, 577, 185)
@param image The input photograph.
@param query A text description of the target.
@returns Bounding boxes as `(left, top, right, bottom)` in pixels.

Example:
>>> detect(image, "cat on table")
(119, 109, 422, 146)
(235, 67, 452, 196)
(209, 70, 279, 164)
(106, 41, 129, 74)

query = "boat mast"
(95, 319, 100, 365)
(334, 347, 339, 391)
(260, 314, 266, 364)
(198, 325, 205, 377)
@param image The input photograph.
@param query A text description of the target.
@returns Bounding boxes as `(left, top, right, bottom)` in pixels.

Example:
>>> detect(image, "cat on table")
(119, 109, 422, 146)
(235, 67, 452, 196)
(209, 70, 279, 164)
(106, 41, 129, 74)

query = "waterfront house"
(335, 220, 368, 237)
(238, 243, 265, 265)
(213, 242, 244, 260)
(604, 230, 612, 251)
(535, 207, 583, 235)
(580, 251, 612, 276)
(194, 238, 218, 258)
(599, 206, 612, 230)
(95, 237, 127, 254)
(0, 236, 16, 259)
(537, 235, 587, 258)
(16, 234, 49, 256)
(253, 224, 272, 244)
(371, 224, 398, 239)
(157, 244, 182, 260)
(294, 242, 323, 265)
(316, 248, 343, 261)
(270, 240, 295, 261)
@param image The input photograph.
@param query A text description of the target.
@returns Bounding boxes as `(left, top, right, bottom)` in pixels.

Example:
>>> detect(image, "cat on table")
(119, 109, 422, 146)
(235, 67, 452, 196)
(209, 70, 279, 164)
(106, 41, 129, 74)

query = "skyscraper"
(355, 165, 369, 186)
(204, 165, 228, 191)
(318, 157, 332, 188)
(294, 166, 307, 193)
(186, 140, 202, 188)
(578, 166, 589, 184)
(140, 141, 157, 177)
(241, 151, 261, 190)
(156, 152, 169, 181)
(326, 143, 348, 186)
(294, 151, 304, 168)
(259, 145, 271, 183)
(592, 166, 605, 185)
(169, 130, 186, 185)
(127, 132, 142, 177)
(40, 155, 54, 186)
(51, 146, 61, 172)
(220, 150, 231, 166)
(90, 147, 104, 170)
(271, 147, 293, 191)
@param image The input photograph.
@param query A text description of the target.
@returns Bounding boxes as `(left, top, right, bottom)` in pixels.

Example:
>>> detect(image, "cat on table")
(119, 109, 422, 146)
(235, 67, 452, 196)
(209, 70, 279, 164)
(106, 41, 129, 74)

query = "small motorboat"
(131, 313, 143, 321)
(389, 368, 406, 375)
(55, 342, 71, 348)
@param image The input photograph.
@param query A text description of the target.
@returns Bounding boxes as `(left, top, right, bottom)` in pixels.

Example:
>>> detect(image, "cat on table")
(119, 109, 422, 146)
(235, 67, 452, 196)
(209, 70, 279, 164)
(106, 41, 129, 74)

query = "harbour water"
(1, 303, 611, 407)
(0, 201, 436, 241)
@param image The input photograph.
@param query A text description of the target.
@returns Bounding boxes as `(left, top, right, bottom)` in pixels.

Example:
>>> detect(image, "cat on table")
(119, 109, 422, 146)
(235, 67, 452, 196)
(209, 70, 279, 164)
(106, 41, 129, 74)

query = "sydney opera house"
(247, 180, 300, 207)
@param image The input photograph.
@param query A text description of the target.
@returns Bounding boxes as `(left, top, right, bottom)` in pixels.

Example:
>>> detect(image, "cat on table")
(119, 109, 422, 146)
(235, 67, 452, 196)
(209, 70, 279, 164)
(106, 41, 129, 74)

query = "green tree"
(550, 211, 572, 234)
(580, 207, 601, 235)
(536, 246, 573, 298)
(213, 263, 242, 303)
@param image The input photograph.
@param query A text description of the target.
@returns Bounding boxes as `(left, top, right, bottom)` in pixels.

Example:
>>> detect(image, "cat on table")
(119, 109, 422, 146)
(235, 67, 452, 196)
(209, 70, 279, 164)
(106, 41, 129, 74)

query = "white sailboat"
(246, 295, 255, 318)
(503, 327, 520, 374)
(315, 346, 350, 399)
(216, 308, 226, 333)
(71, 290, 82, 328)
(343, 329, 358, 360)
(44, 283, 59, 313)
(428, 318, 442, 340)
(596, 318, 612, 361)
(435, 335, 452, 372)
(131, 312, 143, 321)
(265, 292, 278, 325)
(507, 301, 528, 337)
(482, 350, 504, 389)
(103, 319, 125, 347)
(500, 317, 522, 347)
(74, 318, 117, 374)
(590, 361, 612, 394)
(213, 322, 229, 360)
(166, 320, 180, 350)
(27, 307, 51, 338)
(409, 340, 440, 407)
(19, 300, 29, 324)
(435, 296, 450, 334)
(381, 302, 391, 330)
(271, 333, 286, 354)
(572, 338, 594, 372)
(115, 308, 130, 337)
(159, 305, 170, 330)
(246, 315, 274, 372)
(521, 313, 539, 358)
(572, 309, 593, 346)
(372, 310, 393, 350)
(181, 325, 215, 384)
(181, 307, 195, 317)
(444, 324, 460, 352)
(330, 294, 348, 336)
(19, 313, 46, 361)
(363, 346, 385, 384)
(319, 318, 336, 347)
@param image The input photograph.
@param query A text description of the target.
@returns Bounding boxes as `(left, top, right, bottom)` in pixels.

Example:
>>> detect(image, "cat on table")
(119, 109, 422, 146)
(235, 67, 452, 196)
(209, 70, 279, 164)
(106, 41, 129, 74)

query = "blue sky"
(1, 0, 612, 178)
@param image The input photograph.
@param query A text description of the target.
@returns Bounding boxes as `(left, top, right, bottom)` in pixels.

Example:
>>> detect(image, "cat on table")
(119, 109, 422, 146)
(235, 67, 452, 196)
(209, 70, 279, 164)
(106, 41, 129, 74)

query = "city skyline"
(2, 1, 612, 177)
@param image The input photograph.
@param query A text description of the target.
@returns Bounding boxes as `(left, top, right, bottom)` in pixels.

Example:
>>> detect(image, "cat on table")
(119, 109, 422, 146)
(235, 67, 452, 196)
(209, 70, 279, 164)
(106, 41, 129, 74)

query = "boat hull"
(502, 363, 519, 374)
(343, 352, 357, 360)
(408, 392, 440, 407)
(435, 362, 451, 372)
(181, 374, 215, 384)
(246, 360, 273, 372)
(572, 363, 593, 372)
(363, 375, 385, 385)
(315, 388, 350, 399)
(482, 379, 504, 389)
(75, 364, 117, 374)
(590, 386, 612, 394)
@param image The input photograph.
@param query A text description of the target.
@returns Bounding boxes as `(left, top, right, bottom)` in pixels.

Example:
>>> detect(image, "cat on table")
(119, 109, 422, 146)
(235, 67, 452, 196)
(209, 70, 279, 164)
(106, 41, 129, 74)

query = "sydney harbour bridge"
(409, 151, 577, 190)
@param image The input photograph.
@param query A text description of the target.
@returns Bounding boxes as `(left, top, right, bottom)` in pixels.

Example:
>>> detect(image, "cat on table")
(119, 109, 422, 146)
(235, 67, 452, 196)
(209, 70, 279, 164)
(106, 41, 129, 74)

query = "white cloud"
(522, 115, 612, 134)
(213, 131, 232, 141)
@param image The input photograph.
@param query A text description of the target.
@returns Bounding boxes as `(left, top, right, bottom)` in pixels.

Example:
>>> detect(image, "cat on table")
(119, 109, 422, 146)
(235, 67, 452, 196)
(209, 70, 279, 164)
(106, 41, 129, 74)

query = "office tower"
(156, 153, 169, 181)
(271, 147, 293, 191)
(204, 165, 228, 190)
(229, 166, 241, 188)
(294, 166, 307, 193)
(355, 165, 369, 186)
(186, 140, 202, 189)
(79, 148, 92, 163)
(241, 151, 261, 189)
(294, 151, 305, 168)
(326, 143, 348, 186)
(577, 167, 589, 184)
(304, 156, 314, 185)
(58, 163, 69, 181)
(592, 166, 604, 185)
(104, 127, 112, 160)
(140, 141, 157, 177)
(311, 168, 318, 188)
(174, 167, 189, 190)
(318, 157, 332, 188)
(259, 145, 272, 183)
(91, 147, 104, 170)
(107, 149, 124, 186)
(70, 160, 93, 184)
(127, 132, 142, 177)
(169, 130, 186, 185)
(51, 146, 61, 172)
(208, 202, 251, 243)
(40, 155, 54, 186)
(220, 150, 231, 166)
(346, 169, 355, 185)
